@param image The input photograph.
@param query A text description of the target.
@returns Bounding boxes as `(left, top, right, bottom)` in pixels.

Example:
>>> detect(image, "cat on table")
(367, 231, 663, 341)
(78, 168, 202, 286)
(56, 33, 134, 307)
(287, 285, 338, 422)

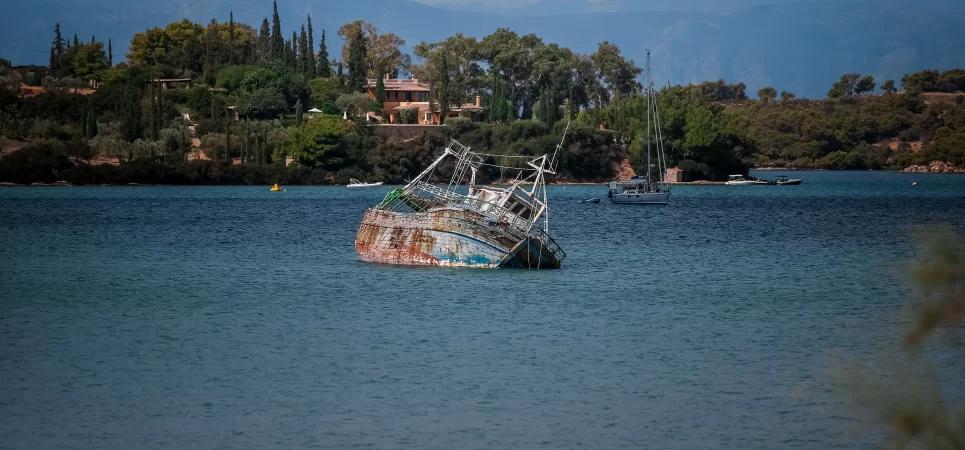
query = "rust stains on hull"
(355, 208, 560, 269)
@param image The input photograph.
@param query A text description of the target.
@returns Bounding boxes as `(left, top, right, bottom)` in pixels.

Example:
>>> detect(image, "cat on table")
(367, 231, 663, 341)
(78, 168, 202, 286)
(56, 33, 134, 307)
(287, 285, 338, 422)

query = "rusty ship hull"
(355, 208, 562, 269)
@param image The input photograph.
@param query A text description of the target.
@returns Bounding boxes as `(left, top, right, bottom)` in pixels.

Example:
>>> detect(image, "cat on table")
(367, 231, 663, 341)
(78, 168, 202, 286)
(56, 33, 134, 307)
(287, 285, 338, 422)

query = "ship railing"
(450, 195, 535, 235)
(530, 227, 567, 263)
(410, 181, 461, 202)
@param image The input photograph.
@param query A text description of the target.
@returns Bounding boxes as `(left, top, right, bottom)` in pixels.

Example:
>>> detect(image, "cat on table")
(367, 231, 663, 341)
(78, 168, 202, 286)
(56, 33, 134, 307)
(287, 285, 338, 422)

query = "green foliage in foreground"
(830, 227, 964, 450)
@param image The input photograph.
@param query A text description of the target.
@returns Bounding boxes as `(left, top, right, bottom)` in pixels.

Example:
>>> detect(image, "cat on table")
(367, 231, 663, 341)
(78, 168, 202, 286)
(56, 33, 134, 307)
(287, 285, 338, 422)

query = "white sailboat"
(608, 51, 671, 205)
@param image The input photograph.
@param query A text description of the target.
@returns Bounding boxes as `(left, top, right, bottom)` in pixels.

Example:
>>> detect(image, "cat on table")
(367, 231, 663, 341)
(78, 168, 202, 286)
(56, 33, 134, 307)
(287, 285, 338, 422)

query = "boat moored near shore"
(725, 175, 757, 186)
(347, 179, 384, 188)
(608, 51, 672, 205)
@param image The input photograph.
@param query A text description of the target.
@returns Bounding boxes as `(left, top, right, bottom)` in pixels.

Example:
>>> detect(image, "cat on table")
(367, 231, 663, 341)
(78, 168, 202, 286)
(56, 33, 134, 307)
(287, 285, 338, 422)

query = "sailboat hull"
(608, 191, 671, 205)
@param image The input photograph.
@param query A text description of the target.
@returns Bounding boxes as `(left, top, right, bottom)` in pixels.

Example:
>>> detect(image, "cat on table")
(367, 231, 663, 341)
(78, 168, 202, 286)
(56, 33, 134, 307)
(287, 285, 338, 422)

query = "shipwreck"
(355, 135, 567, 269)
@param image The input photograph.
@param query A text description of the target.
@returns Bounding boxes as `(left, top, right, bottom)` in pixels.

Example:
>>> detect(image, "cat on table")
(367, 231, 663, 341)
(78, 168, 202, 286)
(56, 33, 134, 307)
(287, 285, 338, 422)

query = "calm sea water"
(2, 171, 964, 450)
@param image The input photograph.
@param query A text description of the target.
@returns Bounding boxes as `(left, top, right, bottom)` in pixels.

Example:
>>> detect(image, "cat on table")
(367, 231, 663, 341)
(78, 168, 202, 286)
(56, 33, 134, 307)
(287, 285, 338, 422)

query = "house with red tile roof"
(365, 76, 483, 125)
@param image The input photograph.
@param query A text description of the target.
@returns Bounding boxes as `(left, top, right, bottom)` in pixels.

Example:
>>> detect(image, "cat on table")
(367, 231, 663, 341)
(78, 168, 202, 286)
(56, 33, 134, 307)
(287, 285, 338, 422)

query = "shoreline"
(5, 170, 964, 188)
(1, 180, 734, 187)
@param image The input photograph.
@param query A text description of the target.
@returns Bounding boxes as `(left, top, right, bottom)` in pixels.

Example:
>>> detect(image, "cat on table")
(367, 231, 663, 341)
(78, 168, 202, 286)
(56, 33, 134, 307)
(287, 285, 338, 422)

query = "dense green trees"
(275, 116, 345, 166)
(4, 2, 964, 187)
(727, 88, 965, 170)
(757, 87, 777, 103)
(902, 69, 965, 93)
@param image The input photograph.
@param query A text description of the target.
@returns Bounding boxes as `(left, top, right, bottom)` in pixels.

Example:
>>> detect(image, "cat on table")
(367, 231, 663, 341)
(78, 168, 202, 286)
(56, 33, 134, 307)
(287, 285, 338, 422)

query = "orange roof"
(453, 103, 483, 111)
(368, 78, 430, 92)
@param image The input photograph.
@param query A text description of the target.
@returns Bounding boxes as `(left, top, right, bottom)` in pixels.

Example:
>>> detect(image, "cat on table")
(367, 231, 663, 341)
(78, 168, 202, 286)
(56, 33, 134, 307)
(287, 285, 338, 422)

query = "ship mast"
(644, 50, 668, 186)
(645, 50, 653, 184)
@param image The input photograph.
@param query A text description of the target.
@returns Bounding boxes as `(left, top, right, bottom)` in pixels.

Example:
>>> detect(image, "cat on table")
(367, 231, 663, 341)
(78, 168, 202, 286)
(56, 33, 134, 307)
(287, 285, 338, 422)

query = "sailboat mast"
(645, 50, 653, 184)
(646, 50, 666, 185)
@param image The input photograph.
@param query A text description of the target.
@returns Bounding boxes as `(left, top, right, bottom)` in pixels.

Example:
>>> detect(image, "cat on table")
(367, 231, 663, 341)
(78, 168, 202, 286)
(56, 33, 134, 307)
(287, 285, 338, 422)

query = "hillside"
(2, 0, 964, 97)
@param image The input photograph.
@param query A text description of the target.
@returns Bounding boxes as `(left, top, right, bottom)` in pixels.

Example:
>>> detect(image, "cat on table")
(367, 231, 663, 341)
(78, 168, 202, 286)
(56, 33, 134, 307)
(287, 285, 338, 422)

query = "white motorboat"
(608, 51, 671, 205)
(347, 179, 384, 188)
(725, 175, 756, 186)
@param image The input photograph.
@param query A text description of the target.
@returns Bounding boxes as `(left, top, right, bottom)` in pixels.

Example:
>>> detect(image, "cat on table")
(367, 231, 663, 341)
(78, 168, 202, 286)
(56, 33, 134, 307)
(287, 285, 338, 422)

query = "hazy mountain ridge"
(1, 0, 963, 97)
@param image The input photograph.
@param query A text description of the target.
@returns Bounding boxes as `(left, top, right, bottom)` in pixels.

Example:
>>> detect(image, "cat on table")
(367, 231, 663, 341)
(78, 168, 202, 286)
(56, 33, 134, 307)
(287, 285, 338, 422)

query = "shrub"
(0, 143, 74, 184)
(397, 107, 419, 124)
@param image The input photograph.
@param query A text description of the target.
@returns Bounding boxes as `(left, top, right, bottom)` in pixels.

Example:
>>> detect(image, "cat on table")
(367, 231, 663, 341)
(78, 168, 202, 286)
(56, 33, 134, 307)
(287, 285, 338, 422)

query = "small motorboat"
(725, 175, 756, 186)
(580, 198, 601, 204)
(774, 175, 802, 185)
(347, 179, 384, 188)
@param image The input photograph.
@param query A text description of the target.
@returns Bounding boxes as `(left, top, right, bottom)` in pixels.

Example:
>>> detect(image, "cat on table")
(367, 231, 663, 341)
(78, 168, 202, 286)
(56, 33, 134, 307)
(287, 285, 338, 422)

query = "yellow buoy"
(270, 183, 282, 192)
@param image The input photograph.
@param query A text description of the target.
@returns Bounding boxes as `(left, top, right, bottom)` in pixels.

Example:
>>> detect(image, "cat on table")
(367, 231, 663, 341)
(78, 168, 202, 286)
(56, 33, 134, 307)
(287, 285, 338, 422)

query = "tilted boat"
(347, 179, 384, 188)
(608, 51, 672, 205)
(354, 136, 567, 269)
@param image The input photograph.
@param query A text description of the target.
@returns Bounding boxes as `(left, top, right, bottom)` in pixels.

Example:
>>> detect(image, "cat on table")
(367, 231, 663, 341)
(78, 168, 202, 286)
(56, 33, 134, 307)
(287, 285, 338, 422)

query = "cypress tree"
(295, 98, 303, 125)
(228, 12, 235, 65)
(91, 35, 95, 45)
(299, 25, 309, 76)
(150, 81, 159, 140)
(51, 23, 65, 56)
(337, 62, 344, 90)
(81, 107, 88, 139)
(121, 84, 143, 144)
(270, 0, 283, 59)
(307, 15, 315, 78)
(72, 34, 79, 47)
(317, 30, 331, 78)
(438, 54, 450, 125)
(258, 18, 270, 62)
(490, 75, 505, 123)
(346, 27, 368, 93)
(156, 81, 164, 133)
(375, 67, 386, 108)
(292, 31, 298, 63)
(87, 107, 98, 139)
(108, 39, 112, 67)
(224, 110, 231, 161)
(283, 39, 289, 66)
(90, 108, 98, 138)
(49, 47, 56, 70)
(243, 119, 250, 163)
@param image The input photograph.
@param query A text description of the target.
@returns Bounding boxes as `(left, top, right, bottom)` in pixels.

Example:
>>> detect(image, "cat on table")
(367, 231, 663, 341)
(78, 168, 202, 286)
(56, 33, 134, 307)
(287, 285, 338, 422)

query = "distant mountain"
(415, 0, 787, 15)
(2, 0, 963, 97)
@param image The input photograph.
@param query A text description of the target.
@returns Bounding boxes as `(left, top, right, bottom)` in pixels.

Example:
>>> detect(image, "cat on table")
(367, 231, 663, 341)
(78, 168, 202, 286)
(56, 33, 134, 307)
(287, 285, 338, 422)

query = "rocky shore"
(901, 161, 965, 174)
